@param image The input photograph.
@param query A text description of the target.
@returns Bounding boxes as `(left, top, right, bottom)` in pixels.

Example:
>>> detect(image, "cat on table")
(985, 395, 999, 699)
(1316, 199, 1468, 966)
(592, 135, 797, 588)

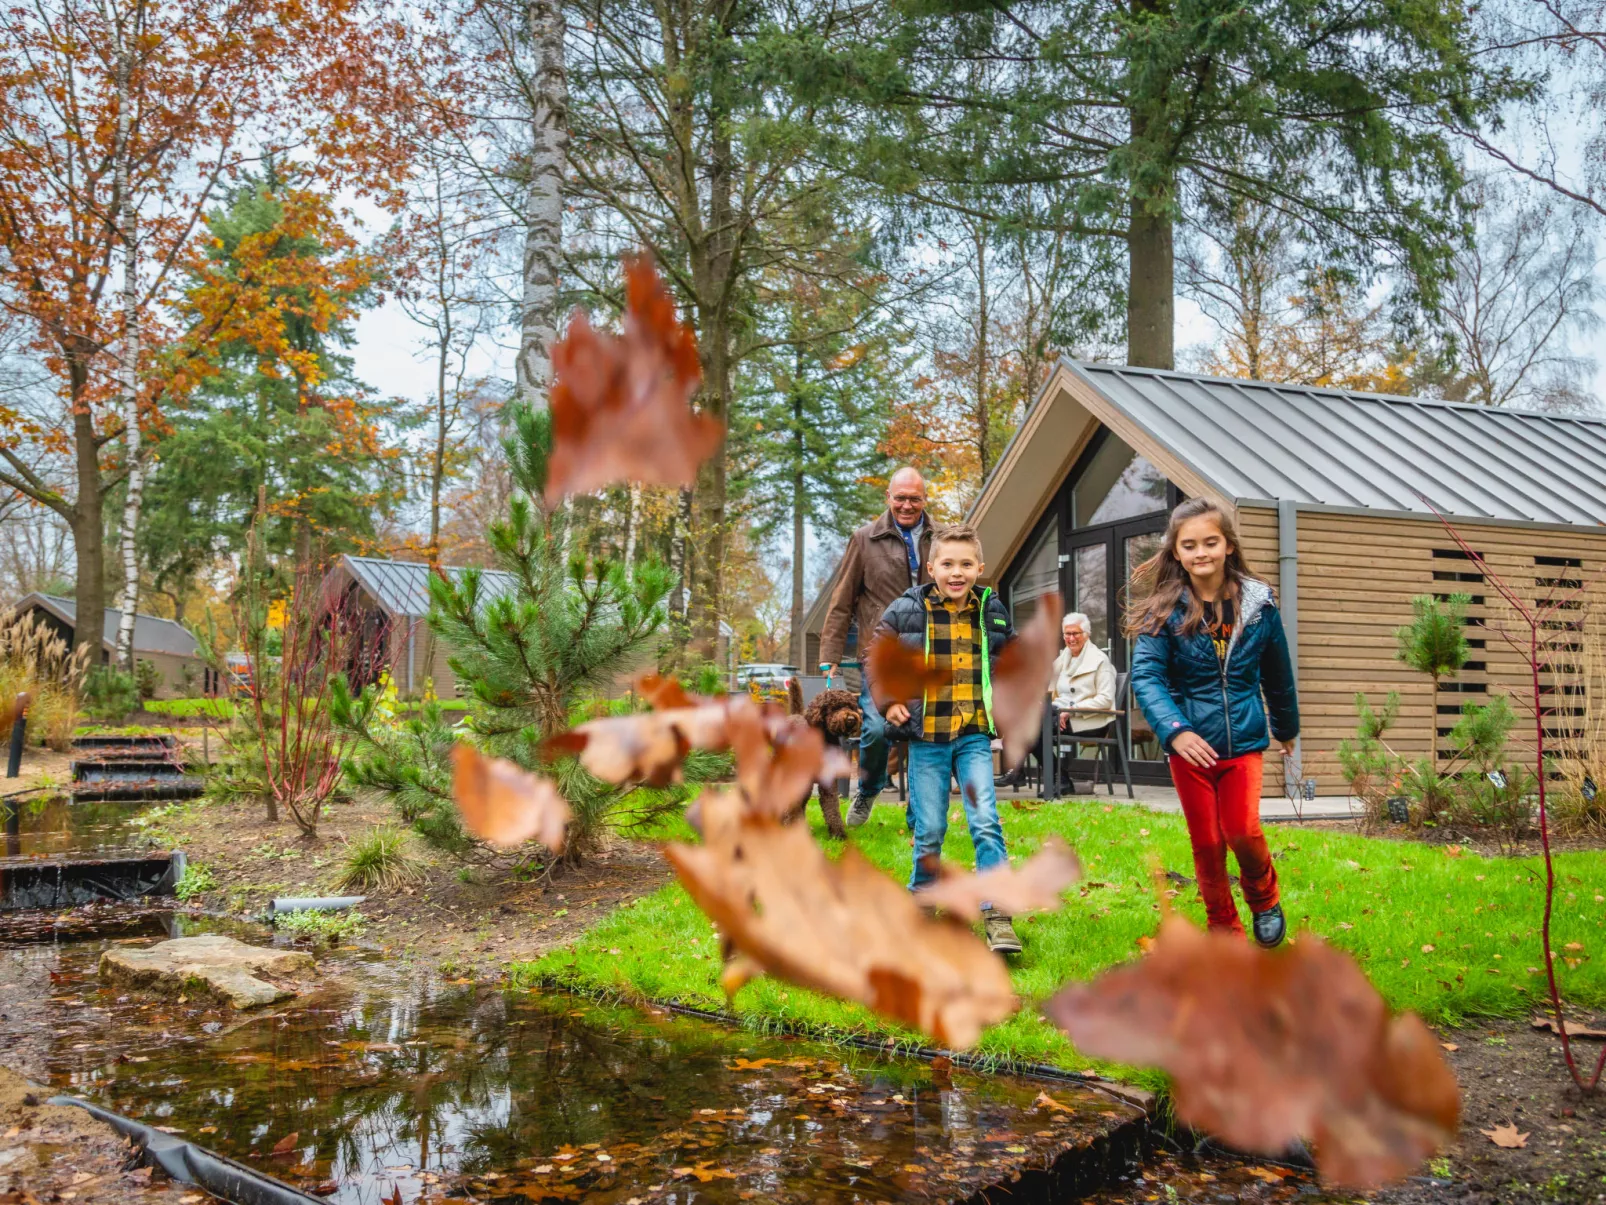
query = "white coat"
(1051, 642, 1117, 733)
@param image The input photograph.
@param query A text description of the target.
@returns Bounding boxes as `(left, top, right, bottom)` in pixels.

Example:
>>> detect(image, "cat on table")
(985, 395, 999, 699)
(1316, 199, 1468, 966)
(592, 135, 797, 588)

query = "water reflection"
(3, 915, 1142, 1203)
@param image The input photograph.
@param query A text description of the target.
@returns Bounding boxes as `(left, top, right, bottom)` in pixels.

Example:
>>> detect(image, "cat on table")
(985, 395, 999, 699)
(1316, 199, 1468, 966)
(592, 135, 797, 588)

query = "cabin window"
(1073, 433, 1168, 528)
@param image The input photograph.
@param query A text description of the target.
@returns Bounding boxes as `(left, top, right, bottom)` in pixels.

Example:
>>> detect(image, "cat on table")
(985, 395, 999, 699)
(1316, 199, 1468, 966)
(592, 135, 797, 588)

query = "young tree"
(139, 174, 400, 599)
(0, 0, 419, 665)
(805, 0, 1517, 368)
(735, 259, 897, 666)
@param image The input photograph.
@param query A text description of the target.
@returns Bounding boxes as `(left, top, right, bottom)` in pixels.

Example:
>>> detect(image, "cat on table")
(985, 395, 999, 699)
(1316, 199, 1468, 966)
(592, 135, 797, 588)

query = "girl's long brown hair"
(1123, 498, 1260, 637)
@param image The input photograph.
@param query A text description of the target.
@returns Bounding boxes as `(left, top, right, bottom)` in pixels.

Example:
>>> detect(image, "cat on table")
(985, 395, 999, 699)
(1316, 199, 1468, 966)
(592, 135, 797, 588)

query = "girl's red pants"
(1167, 751, 1279, 933)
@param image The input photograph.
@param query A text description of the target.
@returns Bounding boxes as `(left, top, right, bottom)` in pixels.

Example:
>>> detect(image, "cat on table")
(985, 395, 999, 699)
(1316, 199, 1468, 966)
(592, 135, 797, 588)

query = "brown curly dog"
(785, 679, 862, 838)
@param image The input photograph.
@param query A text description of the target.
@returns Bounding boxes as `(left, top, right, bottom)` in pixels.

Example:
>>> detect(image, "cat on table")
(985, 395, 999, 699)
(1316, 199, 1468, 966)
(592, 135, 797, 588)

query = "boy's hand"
(886, 703, 910, 725)
(1171, 731, 1218, 768)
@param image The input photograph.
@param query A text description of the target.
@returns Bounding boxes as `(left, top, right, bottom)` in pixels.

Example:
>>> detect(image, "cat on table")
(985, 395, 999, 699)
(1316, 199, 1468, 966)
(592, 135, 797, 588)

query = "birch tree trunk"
(112, 6, 143, 671)
(514, 0, 568, 406)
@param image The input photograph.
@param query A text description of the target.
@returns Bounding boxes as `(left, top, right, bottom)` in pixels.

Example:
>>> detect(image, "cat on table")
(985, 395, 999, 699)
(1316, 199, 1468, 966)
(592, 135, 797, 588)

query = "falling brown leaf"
(864, 631, 952, 714)
(268, 1131, 299, 1156)
(989, 593, 1063, 769)
(451, 745, 570, 851)
(664, 811, 1015, 1048)
(547, 705, 731, 787)
(1041, 915, 1460, 1190)
(544, 255, 720, 505)
(727, 705, 849, 818)
(1530, 1015, 1606, 1039)
(1481, 1123, 1529, 1148)
(915, 839, 1081, 921)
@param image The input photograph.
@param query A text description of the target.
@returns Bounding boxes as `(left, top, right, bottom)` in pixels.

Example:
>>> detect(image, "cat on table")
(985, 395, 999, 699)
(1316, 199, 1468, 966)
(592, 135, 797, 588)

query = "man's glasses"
(889, 494, 925, 504)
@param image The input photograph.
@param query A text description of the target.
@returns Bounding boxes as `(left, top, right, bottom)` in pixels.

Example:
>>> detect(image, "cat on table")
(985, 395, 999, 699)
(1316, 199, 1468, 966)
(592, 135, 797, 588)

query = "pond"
(1, 911, 1148, 1204)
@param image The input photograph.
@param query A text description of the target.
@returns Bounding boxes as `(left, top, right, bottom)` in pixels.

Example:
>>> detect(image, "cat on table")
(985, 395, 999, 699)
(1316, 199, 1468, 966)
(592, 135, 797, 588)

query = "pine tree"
(335, 403, 713, 864)
(1396, 593, 1471, 764)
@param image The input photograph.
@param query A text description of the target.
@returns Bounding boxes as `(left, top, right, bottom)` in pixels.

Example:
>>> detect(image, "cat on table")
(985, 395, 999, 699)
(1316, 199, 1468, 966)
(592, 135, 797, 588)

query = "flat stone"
(99, 935, 315, 1009)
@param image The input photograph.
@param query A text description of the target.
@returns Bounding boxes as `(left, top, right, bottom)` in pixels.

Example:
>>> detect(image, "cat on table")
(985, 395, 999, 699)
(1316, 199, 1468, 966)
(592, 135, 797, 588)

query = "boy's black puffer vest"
(867, 583, 1015, 743)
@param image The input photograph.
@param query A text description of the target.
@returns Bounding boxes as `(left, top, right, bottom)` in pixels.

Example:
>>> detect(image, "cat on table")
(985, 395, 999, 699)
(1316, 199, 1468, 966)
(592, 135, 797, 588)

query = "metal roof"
(16, 594, 201, 657)
(338, 556, 520, 618)
(1065, 362, 1606, 526)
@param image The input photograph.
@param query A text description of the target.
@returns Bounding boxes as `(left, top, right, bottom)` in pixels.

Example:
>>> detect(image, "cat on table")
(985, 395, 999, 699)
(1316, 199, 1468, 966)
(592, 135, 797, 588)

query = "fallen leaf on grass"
(1136, 935, 1157, 955)
(1530, 1015, 1606, 1039)
(1481, 1123, 1528, 1148)
(269, 1131, 299, 1156)
(988, 594, 1063, 769)
(864, 632, 952, 714)
(664, 812, 1015, 1048)
(544, 255, 719, 505)
(915, 839, 1081, 920)
(1042, 915, 1460, 1190)
(452, 745, 570, 850)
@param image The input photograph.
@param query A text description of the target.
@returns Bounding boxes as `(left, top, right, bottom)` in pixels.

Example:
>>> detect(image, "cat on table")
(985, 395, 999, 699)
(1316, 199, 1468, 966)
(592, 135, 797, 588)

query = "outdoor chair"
(1039, 670, 1134, 799)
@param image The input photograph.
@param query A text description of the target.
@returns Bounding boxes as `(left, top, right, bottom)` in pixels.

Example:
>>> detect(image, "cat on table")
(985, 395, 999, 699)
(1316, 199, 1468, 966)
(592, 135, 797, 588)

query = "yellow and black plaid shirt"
(922, 587, 988, 741)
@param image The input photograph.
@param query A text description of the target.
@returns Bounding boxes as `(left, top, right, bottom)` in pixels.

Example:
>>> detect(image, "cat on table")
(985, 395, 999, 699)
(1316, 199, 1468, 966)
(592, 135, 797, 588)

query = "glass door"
(1121, 529, 1167, 763)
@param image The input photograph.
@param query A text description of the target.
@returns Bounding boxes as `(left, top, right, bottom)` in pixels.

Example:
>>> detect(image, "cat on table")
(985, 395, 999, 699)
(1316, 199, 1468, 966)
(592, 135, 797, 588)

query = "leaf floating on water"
(1041, 915, 1460, 1190)
(864, 632, 952, 714)
(1481, 1123, 1529, 1148)
(268, 1131, 299, 1156)
(544, 254, 719, 505)
(989, 593, 1062, 769)
(451, 745, 570, 851)
(915, 839, 1081, 921)
(664, 811, 1015, 1049)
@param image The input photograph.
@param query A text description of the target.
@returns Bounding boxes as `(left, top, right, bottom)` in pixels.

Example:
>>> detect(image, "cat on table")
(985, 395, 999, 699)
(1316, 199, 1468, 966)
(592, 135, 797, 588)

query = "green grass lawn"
(143, 697, 236, 718)
(512, 798, 1606, 1078)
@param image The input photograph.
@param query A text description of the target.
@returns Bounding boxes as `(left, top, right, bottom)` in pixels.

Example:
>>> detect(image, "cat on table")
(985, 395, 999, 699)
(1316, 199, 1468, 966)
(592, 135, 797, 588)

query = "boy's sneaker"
(1252, 903, 1286, 949)
(982, 908, 1022, 955)
(845, 793, 876, 828)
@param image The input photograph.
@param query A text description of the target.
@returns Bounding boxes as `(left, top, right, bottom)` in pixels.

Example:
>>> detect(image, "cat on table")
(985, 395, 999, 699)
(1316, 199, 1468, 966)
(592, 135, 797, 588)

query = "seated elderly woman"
(1052, 612, 1116, 734)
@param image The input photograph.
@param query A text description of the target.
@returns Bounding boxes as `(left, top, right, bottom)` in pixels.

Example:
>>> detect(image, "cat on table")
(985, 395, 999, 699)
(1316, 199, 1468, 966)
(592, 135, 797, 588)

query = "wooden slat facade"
(1239, 504, 1606, 795)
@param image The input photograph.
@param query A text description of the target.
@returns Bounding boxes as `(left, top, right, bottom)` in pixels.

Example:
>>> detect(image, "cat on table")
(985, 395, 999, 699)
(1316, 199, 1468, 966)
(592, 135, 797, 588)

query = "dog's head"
(805, 688, 863, 740)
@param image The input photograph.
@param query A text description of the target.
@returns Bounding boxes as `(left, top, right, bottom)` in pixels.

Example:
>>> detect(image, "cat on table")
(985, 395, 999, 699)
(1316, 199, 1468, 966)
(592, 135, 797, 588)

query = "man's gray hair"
(1062, 612, 1092, 633)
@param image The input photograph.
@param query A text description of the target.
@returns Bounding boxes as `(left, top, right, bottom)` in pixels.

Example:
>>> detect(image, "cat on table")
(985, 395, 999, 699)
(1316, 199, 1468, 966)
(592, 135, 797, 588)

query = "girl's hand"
(886, 703, 910, 725)
(1279, 738, 1296, 756)
(1171, 731, 1218, 768)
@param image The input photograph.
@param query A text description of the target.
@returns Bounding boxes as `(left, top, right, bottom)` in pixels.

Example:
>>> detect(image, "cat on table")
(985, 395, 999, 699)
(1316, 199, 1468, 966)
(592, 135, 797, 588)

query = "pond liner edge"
(46, 1095, 325, 1205)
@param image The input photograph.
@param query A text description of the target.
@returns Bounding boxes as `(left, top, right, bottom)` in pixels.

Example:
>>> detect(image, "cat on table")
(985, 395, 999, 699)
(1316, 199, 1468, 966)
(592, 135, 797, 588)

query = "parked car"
(735, 663, 799, 704)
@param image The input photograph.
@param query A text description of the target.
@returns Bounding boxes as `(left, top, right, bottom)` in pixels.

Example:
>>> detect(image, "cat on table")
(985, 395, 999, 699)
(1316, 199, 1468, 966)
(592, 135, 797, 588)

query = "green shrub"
(272, 908, 365, 944)
(339, 825, 424, 891)
(174, 862, 218, 901)
(133, 659, 162, 701)
(83, 667, 139, 722)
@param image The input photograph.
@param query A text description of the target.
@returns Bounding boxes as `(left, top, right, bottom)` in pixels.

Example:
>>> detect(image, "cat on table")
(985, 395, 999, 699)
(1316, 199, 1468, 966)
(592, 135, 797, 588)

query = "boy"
(870, 523, 1021, 954)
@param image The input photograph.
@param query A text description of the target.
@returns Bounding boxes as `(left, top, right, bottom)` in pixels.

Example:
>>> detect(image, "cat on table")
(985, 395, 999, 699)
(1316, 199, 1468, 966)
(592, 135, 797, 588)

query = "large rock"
(99, 935, 315, 1009)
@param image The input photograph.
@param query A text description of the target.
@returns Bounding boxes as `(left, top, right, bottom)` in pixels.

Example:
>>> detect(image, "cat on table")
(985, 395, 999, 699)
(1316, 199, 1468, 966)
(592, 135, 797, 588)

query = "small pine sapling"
(1395, 593, 1471, 765)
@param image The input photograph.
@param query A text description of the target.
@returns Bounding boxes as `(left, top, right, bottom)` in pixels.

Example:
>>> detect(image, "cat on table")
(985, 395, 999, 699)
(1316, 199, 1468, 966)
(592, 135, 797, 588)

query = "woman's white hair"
(1062, 612, 1092, 634)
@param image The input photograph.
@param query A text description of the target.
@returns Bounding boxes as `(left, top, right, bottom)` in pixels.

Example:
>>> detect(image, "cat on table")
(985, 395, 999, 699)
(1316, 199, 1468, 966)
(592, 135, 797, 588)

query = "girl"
(1127, 498, 1299, 946)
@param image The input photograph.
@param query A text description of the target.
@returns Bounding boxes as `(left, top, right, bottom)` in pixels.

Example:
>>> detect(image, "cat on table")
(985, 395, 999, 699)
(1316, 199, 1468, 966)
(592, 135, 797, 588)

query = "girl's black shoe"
(1252, 903, 1286, 949)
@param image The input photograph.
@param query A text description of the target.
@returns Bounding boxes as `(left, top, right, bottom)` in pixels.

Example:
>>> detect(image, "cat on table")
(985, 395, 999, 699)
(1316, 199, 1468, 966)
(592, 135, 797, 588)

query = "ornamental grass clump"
(0, 608, 91, 749)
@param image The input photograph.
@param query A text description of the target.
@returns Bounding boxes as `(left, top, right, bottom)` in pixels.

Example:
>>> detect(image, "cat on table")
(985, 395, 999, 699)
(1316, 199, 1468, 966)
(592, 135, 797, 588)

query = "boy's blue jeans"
(855, 682, 888, 798)
(907, 731, 1008, 892)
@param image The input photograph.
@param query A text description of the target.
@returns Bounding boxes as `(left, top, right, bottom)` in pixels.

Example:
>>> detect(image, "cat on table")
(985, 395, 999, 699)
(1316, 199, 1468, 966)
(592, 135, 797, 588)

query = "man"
(820, 466, 930, 827)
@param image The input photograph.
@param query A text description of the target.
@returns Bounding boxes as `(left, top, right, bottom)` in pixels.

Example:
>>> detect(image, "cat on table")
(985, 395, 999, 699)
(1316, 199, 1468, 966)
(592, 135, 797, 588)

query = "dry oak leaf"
(727, 704, 850, 819)
(546, 703, 733, 787)
(451, 745, 571, 851)
(915, 839, 1081, 921)
(1481, 1123, 1528, 1149)
(544, 254, 720, 505)
(664, 811, 1015, 1049)
(864, 631, 953, 715)
(1041, 915, 1460, 1191)
(1529, 1015, 1606, 1040)
(989, 592, 1063, 770)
